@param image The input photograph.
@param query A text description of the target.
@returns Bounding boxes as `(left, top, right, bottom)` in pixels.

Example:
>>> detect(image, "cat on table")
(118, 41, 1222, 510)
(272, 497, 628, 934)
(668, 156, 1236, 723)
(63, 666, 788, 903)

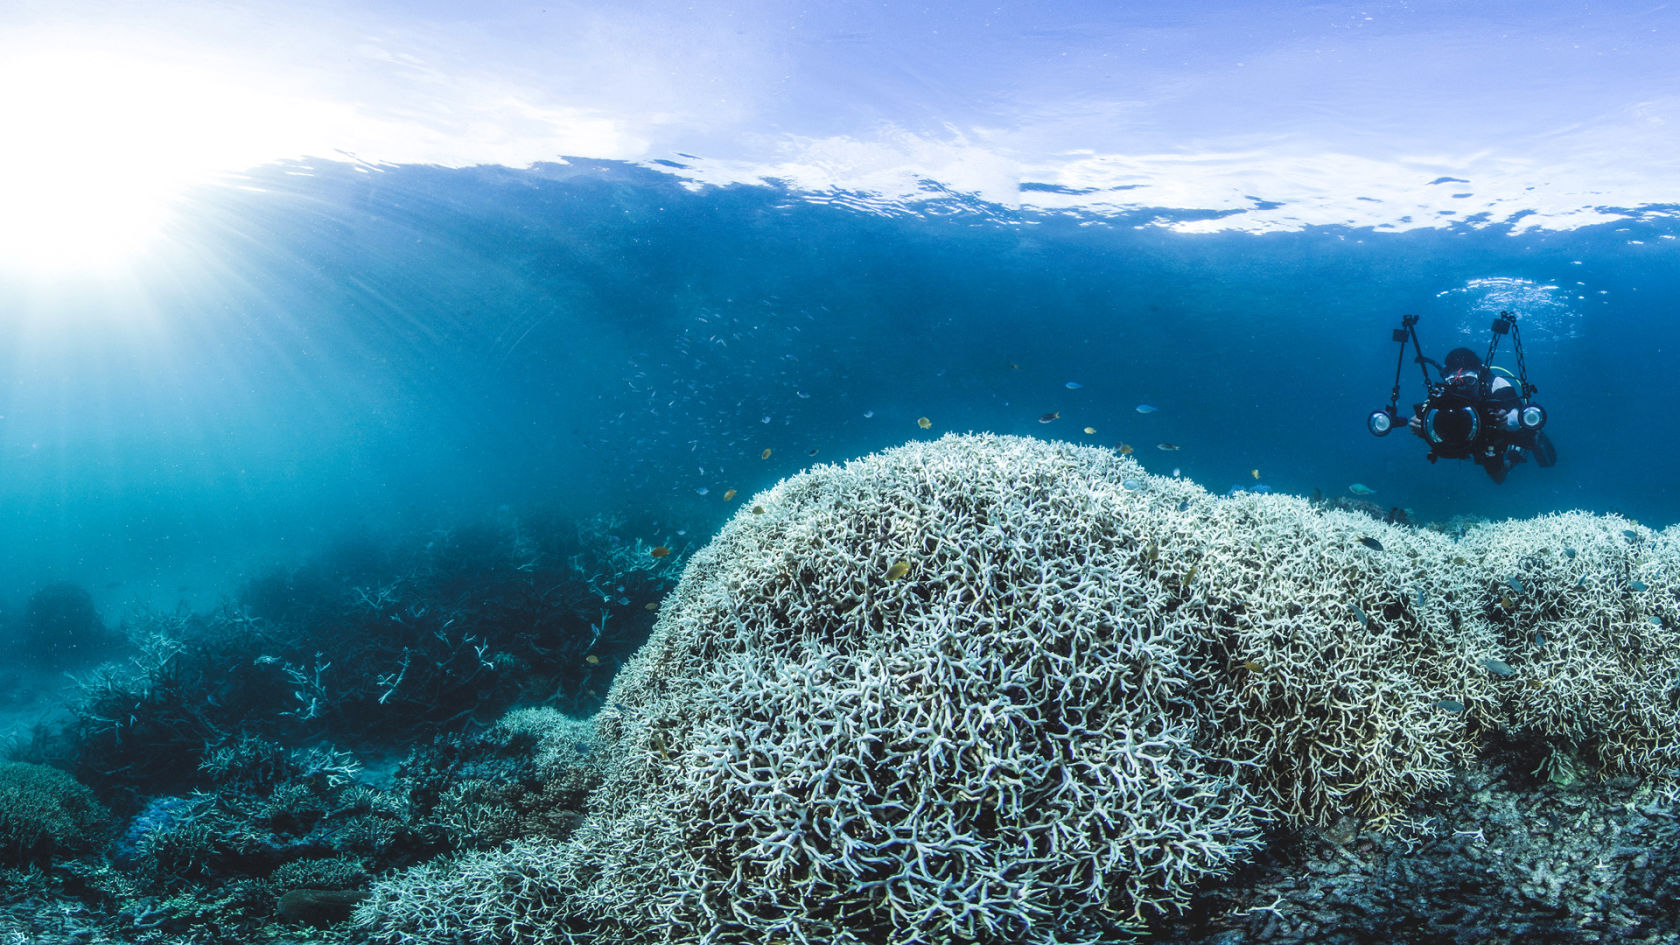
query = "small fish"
(752, 505, 766, 515)
(1136, 404, 1158, 414)
(761, 448, 772, 459)
(696, 487, 709, 495)
(1177, 500, 1189, 512)
(1121, 479, 1143, 491)
(723, 489, 737, 501)
(1649, 616, 1665, 627)
(1532, 630, 1545, 647)
(644, 602, 659, 611)
(1416, 588, 1427, 609)
(1156, 443, 1180, 452)
(1349, 483, 1376, 496)
(1083, 426, 1097, 435)
(585, 654, 601, 665)
(1483, 658, 1515, 677)
(1630, 580, 1648, 592)
(1564, 547, 1577, 559)
(917, 416, 932, 430)
(1508, 577, 1524, 593)
(1065, 381, 1083, 390)
(1118, 443, 1134, 456)
(1623, 529, 1639, 542)
(1039, 411, 1060, 424)
(1240, 660, 1264, 672)
(650, 546, 672, 558)
(1434, 699, 1467, 713)
(863, 409, 875, 418)
(1499, 593, 1515, 611)
(808, 449, 819, 456)
(885, 560, 911, 581)
(1359, 537, 1384, 552)
(1251, 468, 1260, 479)
(1351, 602, 1369, 627)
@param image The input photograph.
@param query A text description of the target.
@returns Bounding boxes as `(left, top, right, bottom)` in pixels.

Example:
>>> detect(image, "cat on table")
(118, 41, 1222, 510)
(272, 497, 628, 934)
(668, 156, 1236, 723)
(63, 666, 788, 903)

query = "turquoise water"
(4, 4, 1680, 941)
(4, 158, 1676, 615)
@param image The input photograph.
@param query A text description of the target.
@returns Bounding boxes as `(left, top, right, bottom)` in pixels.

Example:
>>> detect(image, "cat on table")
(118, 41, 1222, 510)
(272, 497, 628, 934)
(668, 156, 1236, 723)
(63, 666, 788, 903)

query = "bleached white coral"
(1457, 511, 1680, 779)
(355, 434, 1680, 944)
(1180, 492, 1499, 827)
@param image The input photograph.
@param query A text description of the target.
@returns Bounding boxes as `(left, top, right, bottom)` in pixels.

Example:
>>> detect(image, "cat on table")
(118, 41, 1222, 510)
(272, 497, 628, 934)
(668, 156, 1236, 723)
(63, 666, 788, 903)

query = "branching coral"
(1457, 511, 1680, 779)
(354, 434, 1680, 945)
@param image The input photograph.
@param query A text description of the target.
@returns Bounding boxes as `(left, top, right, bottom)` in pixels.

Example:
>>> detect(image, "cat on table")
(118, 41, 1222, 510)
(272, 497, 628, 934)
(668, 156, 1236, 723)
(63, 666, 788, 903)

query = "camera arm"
(1368, 314, 1427, 436)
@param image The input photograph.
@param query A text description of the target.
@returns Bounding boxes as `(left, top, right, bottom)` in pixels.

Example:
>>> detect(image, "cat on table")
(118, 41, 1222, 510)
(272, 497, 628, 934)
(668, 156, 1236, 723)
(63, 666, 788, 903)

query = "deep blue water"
(3, 158, 1677, 621)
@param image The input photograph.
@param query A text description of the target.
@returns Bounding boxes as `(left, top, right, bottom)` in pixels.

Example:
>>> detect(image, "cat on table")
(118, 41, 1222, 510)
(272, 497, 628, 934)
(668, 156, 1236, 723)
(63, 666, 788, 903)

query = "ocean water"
(5, 3, 1680, 941)
(4, 157, 1676, 617)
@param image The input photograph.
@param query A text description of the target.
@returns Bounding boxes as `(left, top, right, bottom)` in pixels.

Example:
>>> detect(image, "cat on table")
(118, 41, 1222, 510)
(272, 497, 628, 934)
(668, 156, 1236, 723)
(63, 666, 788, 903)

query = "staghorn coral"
(354, 435, 1473, 943)
(1182, 492, 1500, 827)
(354, 434, 1680, 945)
(1456, 511, 1680, 780)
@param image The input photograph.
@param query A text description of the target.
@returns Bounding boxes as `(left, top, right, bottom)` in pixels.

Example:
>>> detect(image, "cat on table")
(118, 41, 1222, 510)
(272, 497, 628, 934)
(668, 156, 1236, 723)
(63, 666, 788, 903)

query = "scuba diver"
(1367, 312, 1556, 484)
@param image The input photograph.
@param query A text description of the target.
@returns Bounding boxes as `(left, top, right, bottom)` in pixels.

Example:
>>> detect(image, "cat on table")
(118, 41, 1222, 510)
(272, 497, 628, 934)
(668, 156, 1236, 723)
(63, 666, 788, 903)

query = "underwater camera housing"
(1369, 311, 1547, 461)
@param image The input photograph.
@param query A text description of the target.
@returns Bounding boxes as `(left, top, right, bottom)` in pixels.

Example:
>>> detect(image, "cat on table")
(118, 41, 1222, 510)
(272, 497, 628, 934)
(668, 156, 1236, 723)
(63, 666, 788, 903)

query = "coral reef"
(57, 510, 676, 801)
(0, 506, 646, 941)
(7, 437, 1680, 943)
(0, 761, 109, 866)
(347, 434, 1680, 945)
(360, 433, 1648, 944)
(1456, 512, 1680, 780)
(1158, 738, 1680, 944)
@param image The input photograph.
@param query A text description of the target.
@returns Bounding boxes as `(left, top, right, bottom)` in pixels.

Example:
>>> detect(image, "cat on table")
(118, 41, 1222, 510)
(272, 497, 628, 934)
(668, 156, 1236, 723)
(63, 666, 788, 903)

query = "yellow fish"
(752, 505, 766, 515)
(644, 602, 659, 611)
(761, 448, 772, 460)
(650, 546, 672, 558)
(1118, 443, 1134, 456)
(723, 488, 737, 501)
(917, 416, 932, 430)
(1251, 468, 1260, 479)
(885, 560, 911, 580)
(1083, 426, 1097, 435)
(585, 654, 601, 665)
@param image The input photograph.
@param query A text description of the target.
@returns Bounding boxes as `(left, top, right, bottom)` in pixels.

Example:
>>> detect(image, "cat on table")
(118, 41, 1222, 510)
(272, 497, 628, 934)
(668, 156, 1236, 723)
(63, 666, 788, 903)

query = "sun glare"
(0, 48, 327, 278)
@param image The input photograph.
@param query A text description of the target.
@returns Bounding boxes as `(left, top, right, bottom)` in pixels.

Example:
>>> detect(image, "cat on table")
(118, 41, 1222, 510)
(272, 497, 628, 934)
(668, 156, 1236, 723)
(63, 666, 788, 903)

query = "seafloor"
(3, 456, 1677, 944)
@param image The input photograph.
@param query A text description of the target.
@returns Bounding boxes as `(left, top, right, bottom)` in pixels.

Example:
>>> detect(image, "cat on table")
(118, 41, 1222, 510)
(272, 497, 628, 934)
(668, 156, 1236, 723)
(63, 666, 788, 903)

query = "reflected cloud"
(660, 128, 1680, 234)
(3, 0, 1679, 269)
